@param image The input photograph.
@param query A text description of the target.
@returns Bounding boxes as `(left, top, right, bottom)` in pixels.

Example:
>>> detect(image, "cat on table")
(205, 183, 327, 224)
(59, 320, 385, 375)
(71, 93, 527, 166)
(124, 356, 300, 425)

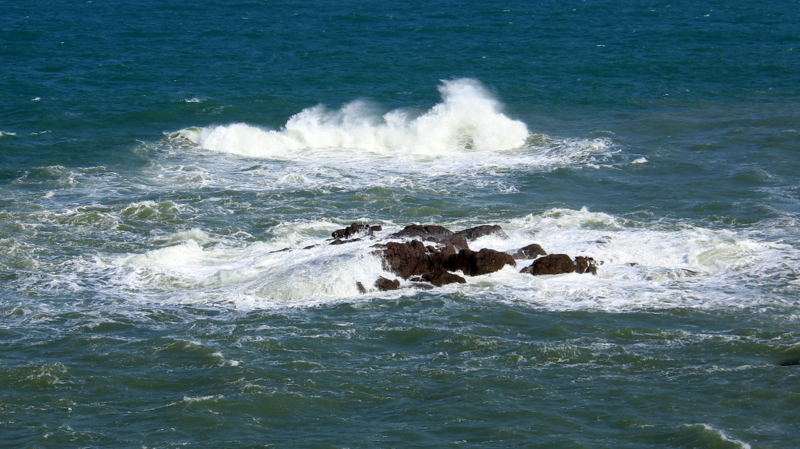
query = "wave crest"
(174, 79, 529, 158)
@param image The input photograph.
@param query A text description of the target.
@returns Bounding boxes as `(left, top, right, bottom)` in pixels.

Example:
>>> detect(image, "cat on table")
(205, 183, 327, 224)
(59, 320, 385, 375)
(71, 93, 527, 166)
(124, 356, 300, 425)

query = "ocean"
(1, 0, 799, 447)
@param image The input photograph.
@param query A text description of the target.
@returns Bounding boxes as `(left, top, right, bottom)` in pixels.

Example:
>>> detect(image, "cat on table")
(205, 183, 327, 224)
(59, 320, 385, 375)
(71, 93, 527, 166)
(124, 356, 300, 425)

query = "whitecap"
(172, 78, 529, 158)
(681, 424, 751, 449)
(183, 394, 224, 403)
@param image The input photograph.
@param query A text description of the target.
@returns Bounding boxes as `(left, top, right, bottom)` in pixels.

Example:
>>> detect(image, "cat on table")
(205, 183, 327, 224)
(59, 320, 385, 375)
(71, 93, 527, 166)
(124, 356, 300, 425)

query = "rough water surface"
(2, 0, 799, 447)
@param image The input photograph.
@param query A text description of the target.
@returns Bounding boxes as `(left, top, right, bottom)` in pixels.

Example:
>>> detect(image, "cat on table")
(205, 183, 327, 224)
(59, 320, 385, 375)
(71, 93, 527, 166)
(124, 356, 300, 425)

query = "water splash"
(173, 79, 529, 158)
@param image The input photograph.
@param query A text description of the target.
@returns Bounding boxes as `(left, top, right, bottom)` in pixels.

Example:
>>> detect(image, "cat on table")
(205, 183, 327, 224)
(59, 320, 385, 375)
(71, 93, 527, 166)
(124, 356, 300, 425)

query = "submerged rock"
(575, 256, 598, 275)
(509, 243, 547, 260)
(455, 225, 508, 241)
(375, 277, 401, 291)
(389, 224, 454, 239)
(422, 269, 467, 286)
(330, 237, 361, 245)
(332, 223, 382, 240)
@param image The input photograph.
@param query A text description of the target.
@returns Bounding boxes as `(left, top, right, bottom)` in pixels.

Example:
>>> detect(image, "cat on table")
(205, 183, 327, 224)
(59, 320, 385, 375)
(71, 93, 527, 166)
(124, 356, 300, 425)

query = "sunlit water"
(2, 1, 799, 447)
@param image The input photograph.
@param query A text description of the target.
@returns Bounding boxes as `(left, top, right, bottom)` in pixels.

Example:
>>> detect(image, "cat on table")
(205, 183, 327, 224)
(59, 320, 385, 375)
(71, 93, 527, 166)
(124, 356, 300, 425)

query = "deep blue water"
(1, 1, 799, 447)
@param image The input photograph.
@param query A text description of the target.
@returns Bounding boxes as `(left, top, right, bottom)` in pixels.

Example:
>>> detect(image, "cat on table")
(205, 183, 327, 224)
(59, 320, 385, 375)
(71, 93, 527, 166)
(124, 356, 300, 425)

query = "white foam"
(154, 81, 617, 199)
(173, 79, 529, 158)
(486, 208, 798, 311)
(99, 210, 799, 312)
(183, 394, 224, 403)
(110, 223, 394, 309)
(156, 133, 614, 199)
(683, 424, 751, 449)
(0, 131, 16, 137)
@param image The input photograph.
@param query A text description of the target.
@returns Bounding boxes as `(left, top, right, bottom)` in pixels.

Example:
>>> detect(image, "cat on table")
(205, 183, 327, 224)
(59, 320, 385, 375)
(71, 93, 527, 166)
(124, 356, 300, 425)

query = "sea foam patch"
(97, 210, 798, 312)
(155, 79, 621, 200)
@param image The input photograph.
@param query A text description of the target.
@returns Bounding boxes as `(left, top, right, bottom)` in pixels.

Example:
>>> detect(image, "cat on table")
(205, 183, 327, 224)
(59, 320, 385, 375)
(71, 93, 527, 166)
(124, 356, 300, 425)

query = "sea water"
(1, 0, 799, 447)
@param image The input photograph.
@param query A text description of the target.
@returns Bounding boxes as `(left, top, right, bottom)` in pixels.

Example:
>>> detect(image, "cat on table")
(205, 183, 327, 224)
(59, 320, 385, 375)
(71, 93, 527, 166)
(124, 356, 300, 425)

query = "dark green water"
(1, 0, 799, 447)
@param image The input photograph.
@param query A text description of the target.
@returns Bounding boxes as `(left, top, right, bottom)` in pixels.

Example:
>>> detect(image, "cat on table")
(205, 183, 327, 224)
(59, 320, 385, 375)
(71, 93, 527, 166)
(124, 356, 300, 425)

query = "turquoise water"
(2, 1, 799, 447)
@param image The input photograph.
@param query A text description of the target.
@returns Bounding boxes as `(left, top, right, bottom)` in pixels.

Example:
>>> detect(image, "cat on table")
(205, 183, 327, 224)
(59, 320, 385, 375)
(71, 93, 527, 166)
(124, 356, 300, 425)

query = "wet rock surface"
(520, 254, 598, 276)
(422, 269, 467, 286)
(509, 243, 547, 260)
(368, 223, 596, 291)
(454, 225, 508, 241)
(374, 277, 401, 291)
(327, 223, 597, 292)
(331, 223, 382, 240)
(441, 248, 516, 276)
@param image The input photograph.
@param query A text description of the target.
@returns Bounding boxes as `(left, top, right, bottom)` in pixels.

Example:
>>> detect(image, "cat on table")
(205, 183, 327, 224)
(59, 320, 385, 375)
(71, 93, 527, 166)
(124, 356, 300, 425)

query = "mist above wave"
(174, 79, 529, 157)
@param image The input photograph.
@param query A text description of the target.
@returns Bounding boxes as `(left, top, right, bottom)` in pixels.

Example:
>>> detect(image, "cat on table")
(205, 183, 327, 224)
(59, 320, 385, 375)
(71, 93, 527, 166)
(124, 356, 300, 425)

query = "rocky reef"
(332, 222, 597, 293)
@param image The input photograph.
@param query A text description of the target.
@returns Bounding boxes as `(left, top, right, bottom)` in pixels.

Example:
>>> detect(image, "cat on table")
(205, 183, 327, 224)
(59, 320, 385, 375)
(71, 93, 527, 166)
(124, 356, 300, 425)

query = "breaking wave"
(172, 79, 529, 158)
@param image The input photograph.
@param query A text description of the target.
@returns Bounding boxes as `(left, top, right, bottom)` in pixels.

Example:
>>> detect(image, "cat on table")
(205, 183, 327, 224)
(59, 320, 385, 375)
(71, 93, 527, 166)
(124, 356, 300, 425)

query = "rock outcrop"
(520, 254, 597, 276)
(328, 222, 597, 292)
(389, 224, 454, 239)
(421, 269, 467, 287)
(374, 277, 401, 291)
(509, 243, 547, 260)
(441, 248, 516, 276)
(575, 256, 598, 275)
(375, 225, 517, 284)
(331, 223, 383, 243)
(380, 240, 443, 279)
(455, 225, 508, 241)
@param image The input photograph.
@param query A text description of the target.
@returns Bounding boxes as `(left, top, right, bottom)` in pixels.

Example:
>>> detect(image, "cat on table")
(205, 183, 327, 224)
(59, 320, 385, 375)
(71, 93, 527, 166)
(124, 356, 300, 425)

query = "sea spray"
(175, 79, 529, 157)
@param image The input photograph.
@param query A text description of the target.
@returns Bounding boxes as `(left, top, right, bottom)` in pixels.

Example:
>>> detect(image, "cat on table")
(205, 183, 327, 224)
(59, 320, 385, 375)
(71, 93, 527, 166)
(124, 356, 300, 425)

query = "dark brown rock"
(527, 254, 577, 275)
(332, 223, 374, 239)
(455, 225, 508, 241)
(442, 248, 516, 276)
(375, 277, 401, 291)
(426, 235, 470, 261)
(377, 233, 471, 279)
(389, 224, 454, 239)
(356, 282, 367, 294)
(575, 256, 598, 275)
(510, 243, 548, 260)
(330, 238, 361, 245)
(409, 282, 436, 290)
(422, 269, 467, 286)
(381, 240, 439, 279)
